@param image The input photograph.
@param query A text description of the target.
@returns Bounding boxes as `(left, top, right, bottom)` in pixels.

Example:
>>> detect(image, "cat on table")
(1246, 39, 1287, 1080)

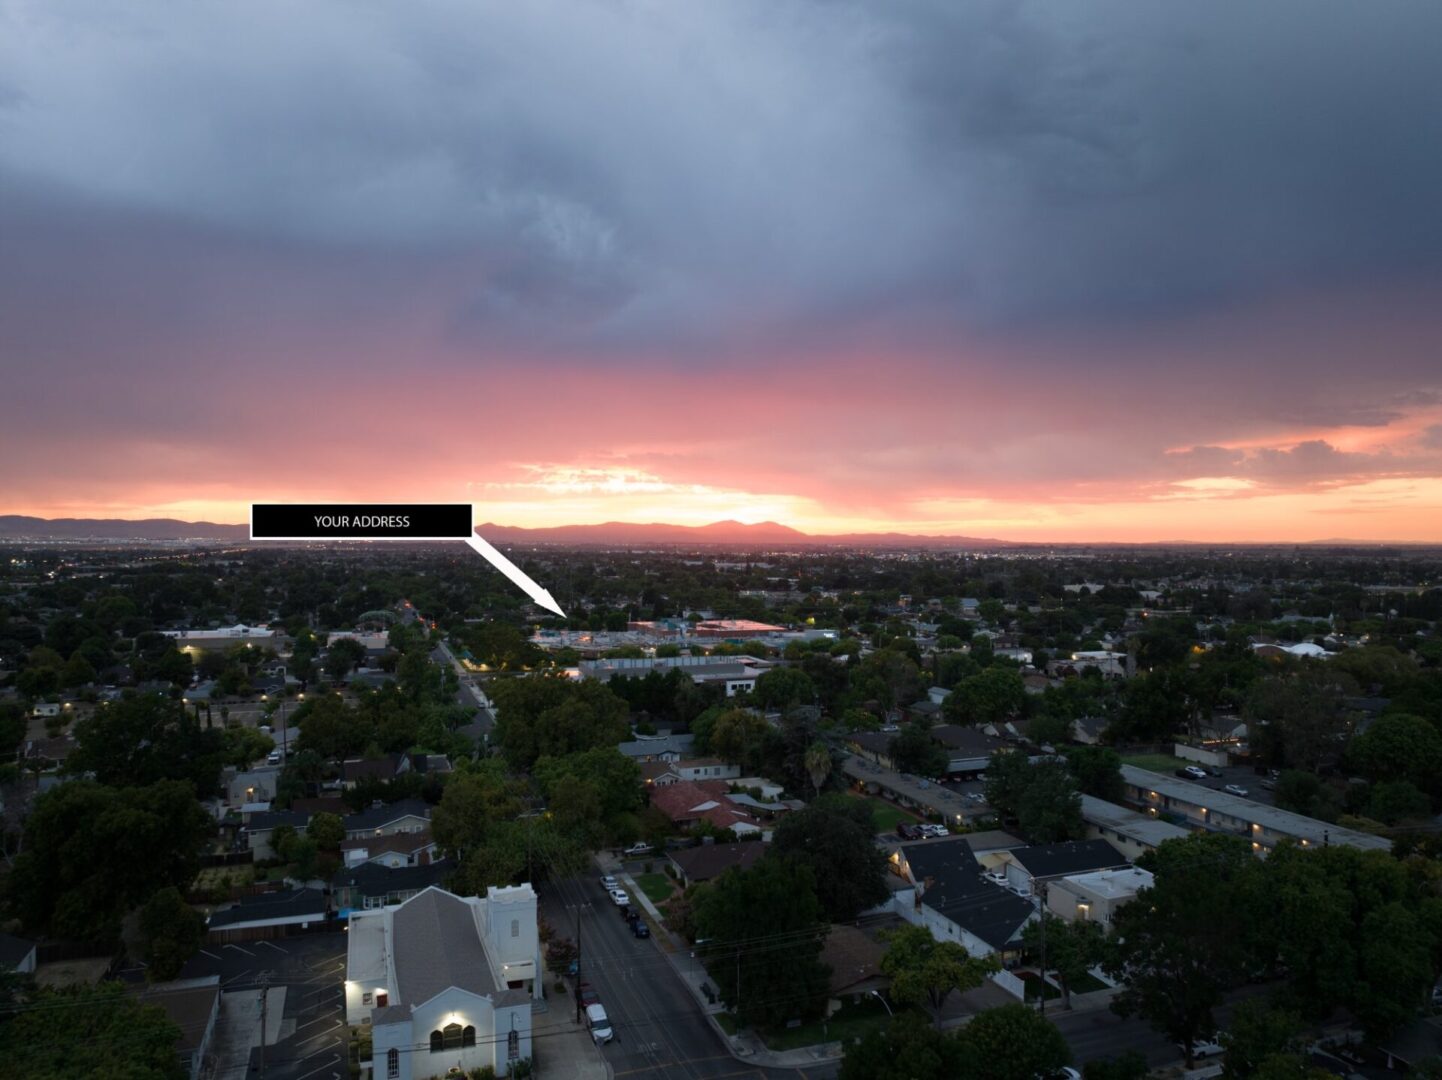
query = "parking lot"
(1150, 761, 1280, 806)
(178, 930, 348, 1080)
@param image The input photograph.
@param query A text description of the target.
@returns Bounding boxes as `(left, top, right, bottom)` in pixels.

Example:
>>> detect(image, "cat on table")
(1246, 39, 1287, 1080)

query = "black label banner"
(250, 503, 473, 540)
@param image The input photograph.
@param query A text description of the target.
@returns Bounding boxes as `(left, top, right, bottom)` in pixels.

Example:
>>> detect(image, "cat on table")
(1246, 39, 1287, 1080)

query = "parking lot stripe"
(200, 949, 222, 960)
(259, 940, 288, 953)
(223, 943, 256, 957)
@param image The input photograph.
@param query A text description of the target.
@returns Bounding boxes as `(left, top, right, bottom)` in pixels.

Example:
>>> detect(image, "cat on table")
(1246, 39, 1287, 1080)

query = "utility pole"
(1038, 886, 1048, 1017)
(574, 906, 582, 1025)
(258, 971, 269, 1077)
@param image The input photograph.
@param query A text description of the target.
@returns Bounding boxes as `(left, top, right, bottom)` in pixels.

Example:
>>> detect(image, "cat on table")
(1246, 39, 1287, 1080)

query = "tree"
(0, 701, 25, 760)
(1272, 770, 1341, 821)
(1220, 1000, 1304, 1080)
(944, 667, 1027, 727)
(985, 751, 1082, 843)
(890, 721, 948, 778)
(1244, 667, 1357, 773)
(139, 886, 204, 980)
(754, 667, 815, 711)
(1082, 1052, 1149, 1080)
(1366, 779, 1431, 824)
(533, 747, 642, 828)
(324, 636, 367, 681)
(804, 741, 833, 798)
(840, 1011, 963, 1080)
(307, 811, 345, 851)
(708, 707, 771, 769)
(222, 724, 275, 767)
(1021, 915, 1107, 1009)
(1065, 746, 1126, 803)
(0, 981, 185, 1079)
(431, 760, 528, 853)
(490, 678, 629, 770)
(1348, 713, 1442, 800)
(693, 859, 830, 1031)
(1106, 834, 1260, 1066)
(879, 924, 999, 1028)
(769, 794, 890, 921)
(9, 779, 213, 944)
(68, 693, 227, 797)
(953, 1003, 1072, 1080)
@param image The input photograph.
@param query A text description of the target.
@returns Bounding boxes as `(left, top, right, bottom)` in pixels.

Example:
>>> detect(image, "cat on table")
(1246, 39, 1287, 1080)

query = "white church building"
(345, 884, 540, 1078)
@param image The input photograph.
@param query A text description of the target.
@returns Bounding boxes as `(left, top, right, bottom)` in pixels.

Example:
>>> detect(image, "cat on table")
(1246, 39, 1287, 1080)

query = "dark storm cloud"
(2, 0, 1441, 352)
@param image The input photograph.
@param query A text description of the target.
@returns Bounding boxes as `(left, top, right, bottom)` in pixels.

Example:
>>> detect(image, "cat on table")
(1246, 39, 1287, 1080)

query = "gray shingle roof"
(391, 888, 498, 1007)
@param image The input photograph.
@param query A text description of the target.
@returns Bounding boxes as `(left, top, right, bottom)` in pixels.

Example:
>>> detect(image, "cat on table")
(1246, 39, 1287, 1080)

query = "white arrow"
(465, 532, 566, 617)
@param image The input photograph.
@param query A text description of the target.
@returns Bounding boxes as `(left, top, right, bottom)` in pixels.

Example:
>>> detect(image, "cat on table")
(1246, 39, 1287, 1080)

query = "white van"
(585, 1003, 613, 1044)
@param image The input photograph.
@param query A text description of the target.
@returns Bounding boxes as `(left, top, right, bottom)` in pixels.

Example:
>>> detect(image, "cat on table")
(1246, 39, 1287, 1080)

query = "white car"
(1223, 783, 1250, 797)
(585, 1003, 614, 1044)
(623, 842, 652, 856)
(1181, 765, 1209, 780)
(1180, 1036, 1224, 1059)
(600, 875, 619, 892)
(609, 888, 631, 907)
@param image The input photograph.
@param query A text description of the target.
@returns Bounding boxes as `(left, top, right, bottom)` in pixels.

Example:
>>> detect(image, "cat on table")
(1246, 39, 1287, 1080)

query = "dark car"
(632, 919, 650, 939)
(575, 981, 599, 1008)
(618, 903, 632, 921)
(897, 823, 919, 840)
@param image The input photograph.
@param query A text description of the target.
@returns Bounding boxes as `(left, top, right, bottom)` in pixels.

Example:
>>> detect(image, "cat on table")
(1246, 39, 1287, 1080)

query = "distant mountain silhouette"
(0, 515, 249, 540)
(476, 519, 1015, 548)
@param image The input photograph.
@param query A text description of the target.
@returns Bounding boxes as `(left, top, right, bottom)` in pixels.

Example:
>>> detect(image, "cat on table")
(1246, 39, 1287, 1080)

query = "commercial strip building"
(580, 654, 774, 697)
(1079, 793, 1191, 859)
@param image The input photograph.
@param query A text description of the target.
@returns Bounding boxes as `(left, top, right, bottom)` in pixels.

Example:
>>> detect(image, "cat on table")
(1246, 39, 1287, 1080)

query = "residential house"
(890, 838, 1036, 964)
(242, 808, 311, 860)
(1070, 716, 1108, 746)
(225, 765, 282, 810)
(667, 842, 766, 887)
(846, 731, 896, 770)
(342, 799, 432, 841)
(617, 733, 695, 763)
(131, 976, 221, 1080)
(206, 888, 329, 943)
(340, 829, 439, 869)
(995, 840, 1130, 898)
(821, 924, 889, 1007)
(333, 859, 455, 915)
(648, 781, 762, 836)
(928, 725, 1006, 775)
(1045, 866, 1153, 929)
(0, 931, 37, 974)
(346, 885, 537, 1079)
(639, 757, 741, 787)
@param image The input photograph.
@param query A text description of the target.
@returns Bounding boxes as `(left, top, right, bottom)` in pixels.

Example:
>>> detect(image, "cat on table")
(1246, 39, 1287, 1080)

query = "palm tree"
(804, 741, 832, 799)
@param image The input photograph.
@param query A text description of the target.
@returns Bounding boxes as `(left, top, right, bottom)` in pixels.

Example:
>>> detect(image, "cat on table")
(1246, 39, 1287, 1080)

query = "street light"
(868, 990, 894, 1017)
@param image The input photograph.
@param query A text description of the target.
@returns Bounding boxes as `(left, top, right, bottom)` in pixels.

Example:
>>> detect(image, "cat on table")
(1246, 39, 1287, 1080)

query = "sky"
(3, 0, 1442, 542)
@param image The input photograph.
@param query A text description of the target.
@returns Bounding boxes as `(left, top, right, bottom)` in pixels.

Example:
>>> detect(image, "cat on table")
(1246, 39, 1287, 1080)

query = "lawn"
(634, 872, 674, 904)
(855, 795, 915, 833)
(1063, 971, 1109, 995)
(1120, 752, 1180, 774)
(1018, 970, 1061, 1002)
(759, 996, 901, 1051)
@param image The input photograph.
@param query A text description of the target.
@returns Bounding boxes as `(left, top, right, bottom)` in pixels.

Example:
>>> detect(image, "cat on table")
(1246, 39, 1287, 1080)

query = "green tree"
(709, 707, 771, 768)
(139, 886, 204, 981)
(430, 760, 528, 852)
(803, 741, 833, 798)
(889, 721, 948, 777)
(1220, 1000, 1304, 1079)
(769, 794, 890, 921)
(68, 693, 227, 797)
(693, 859, 830, 1031)
(1082, 1052, 1149, 1080)
(986, 751, 1082, 843)
(1244, 666, 1357, 773)
(1064, 746, 1126, 803)
(1021, 915, 1107, 1009)
(1106, 834, 1260, 1066)
(1366, 779, 1431, 824)
(879, 923, 999, 1028)
(953, 1003, 1072, 1080)
(839, 1011, 963, 1080)
(490, 678, 629, 770)
(9, 779, 213, 944)
(324, 636, 367, 681)
(222, 724, 275, 767)
(0, 981, 185, 1079)
(754, 667, 816, 711)
(1348, 713, 1442, 799)
(944, 667, 1027, 727)
(307, 811, 345, 851)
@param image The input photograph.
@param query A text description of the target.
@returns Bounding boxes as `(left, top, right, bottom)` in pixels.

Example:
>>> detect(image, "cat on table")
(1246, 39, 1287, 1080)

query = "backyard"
(853, 794, 917, 833)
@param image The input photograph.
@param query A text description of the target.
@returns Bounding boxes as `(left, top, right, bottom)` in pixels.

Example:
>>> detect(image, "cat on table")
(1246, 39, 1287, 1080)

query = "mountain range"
(0, 515, 249, 541)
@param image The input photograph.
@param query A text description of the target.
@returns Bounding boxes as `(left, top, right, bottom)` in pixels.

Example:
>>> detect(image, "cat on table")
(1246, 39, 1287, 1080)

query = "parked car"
(1223, 783, 1250, 797)
(632, 919, 650, 939)
(1179, 1035, 1225, 1059)
(609, 888, 630, 907)
(1259, 778, 1278, 790)
(585, 1003, 614, 1044)
(600, 875, 619, 892)
(923, 824, 949, 837)
(897, 823, 920, 840)
(575, 980, 599, 1008)
(1180, 765, 1209, 780)
(623, 842, 652, 857)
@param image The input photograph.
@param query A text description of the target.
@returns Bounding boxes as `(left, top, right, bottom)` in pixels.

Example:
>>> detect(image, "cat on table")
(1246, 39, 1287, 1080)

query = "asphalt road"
(541, 876, 837, 1080)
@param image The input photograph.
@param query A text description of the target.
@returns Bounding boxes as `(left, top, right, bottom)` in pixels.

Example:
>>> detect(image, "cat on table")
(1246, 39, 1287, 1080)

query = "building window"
(430, 1030, 443, 1053)
(362, 991, 372, 1006)
(511, 919, 519, 938)
(442, 1022, 464, 1050)
(463, 1025, 476, 1047)
(376, 992, 388, 1008)
(387, 1048, 399, 1079)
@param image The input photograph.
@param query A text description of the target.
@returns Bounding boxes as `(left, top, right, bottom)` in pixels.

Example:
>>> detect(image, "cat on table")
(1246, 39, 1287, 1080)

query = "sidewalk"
(605, 854, 847, 1070)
